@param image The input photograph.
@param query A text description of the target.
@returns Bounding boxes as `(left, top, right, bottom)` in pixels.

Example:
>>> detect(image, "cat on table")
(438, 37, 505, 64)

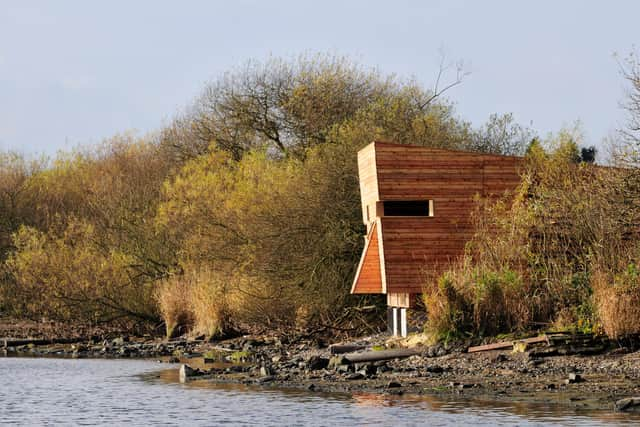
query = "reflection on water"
(349, 393, 635, 425)
(1, 357, 638, 426)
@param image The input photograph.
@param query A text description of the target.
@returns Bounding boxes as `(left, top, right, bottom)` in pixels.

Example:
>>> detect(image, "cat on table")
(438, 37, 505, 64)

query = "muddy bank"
(0, 316, 192, 359)
(0, 316, 157, 340)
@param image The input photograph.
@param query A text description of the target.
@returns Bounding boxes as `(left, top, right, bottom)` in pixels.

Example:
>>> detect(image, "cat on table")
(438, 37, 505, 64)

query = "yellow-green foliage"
(156, 142, 365, 331)
(0, 152, 46, 311)
(6, 220, 156, 323)
(0, 152, 46, 288)
(187, 269, 230, 338)
(1, 135, 175, 324)
(423, 274, 466, 340)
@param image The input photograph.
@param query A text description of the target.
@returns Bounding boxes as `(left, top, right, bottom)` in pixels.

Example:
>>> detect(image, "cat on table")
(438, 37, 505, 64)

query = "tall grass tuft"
(155, 276, 194, 339)
(188, 269, 229, 339)
(423, 260, 531, 339)
(593, 262, 640, 339)
(156, 268, 232, 339)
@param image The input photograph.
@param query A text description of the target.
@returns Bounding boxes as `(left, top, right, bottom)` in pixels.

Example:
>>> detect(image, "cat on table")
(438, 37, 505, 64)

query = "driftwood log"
(615, 397, 640, 412)
(343, 348, 421, 363)
(329, 344, 367, 355)
(2, 337, 97, 347)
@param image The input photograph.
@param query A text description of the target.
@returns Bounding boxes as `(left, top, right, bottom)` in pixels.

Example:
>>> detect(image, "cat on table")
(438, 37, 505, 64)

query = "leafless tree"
(615, 49, 640, 165)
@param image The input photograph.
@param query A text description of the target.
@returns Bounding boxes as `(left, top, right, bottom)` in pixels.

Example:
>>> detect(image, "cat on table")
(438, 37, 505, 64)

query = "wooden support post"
(387, 292, 418, 337)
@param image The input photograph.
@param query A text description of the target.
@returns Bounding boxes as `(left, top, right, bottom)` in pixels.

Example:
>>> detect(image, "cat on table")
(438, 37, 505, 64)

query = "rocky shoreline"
(170, 334, 640, 413)
(3, 319, 640, 414)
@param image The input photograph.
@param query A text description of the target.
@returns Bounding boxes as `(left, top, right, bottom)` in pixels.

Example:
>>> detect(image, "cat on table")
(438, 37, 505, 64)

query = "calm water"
(0, 357, 638, 426)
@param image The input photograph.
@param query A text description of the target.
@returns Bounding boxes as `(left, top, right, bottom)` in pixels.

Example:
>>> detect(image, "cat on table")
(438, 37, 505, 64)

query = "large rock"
(354, 363, 376, 377)
(260, 366, 273, 377)
(615, 397, 640, 411)
(565, 373, 585, 384)
(179, 364, 197, 383)
(306, 356, 329, 371)
(345, 372, 365, 380)
(426, 365, 445, 374)
(328, 355, 349, 369)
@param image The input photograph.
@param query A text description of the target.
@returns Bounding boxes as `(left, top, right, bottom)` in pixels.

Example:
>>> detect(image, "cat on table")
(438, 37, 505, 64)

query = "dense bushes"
(0, 136, 175, 327)
(7, 220, 157, 324)
(424, 266, 530, 339)
(155, 142, 367, 334)
(424, 132, 640, 339)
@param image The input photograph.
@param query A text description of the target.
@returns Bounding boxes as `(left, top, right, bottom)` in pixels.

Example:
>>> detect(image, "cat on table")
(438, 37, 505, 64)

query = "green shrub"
(424, 265, 529, 338)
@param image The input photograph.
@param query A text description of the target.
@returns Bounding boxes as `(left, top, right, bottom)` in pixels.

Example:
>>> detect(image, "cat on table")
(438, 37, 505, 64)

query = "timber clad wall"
(352, 141, 523, 297)
(350, 222, 383, 294)
(357, 143, 380, 229)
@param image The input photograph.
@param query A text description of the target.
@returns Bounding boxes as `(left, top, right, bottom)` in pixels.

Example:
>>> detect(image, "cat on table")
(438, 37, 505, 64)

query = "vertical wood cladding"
(357, 143, 379, 229)
(352, 141, 523, 295)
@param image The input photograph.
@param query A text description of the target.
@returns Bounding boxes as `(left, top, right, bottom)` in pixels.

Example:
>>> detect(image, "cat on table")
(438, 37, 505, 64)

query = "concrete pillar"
(387, 307, 408, 337)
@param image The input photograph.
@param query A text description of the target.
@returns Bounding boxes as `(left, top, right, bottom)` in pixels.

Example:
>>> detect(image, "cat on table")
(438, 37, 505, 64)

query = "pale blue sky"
(1, 1, 638, 155)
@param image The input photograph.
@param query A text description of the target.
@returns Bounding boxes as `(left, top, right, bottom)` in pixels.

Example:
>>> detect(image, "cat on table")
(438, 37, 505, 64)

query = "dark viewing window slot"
(383, 200, 431, 217)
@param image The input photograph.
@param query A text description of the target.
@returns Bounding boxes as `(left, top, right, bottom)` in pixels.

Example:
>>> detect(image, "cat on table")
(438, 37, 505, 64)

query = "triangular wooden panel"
(351, 222, 383, 294)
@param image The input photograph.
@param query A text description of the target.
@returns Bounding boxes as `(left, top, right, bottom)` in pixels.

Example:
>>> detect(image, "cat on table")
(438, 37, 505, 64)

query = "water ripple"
(0, 358, 638, 426)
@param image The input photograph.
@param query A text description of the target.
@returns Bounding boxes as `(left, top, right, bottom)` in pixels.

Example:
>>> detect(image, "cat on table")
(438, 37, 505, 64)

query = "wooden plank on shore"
(343, 348, 421, 363)
(467, 336, 548, 353)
